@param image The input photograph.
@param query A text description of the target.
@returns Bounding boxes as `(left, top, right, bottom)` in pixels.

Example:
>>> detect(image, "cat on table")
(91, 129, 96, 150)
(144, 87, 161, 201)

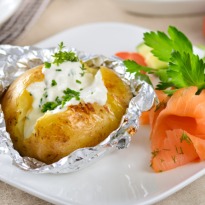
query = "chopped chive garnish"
(52, 42, 79, 66)
(51, 79, 57, 86)
(180, 132, 192, 144)
(44, 62, 51, 69)
(76, 79, 81, 84)
(43, 92, 48, 98)
(41, 88, 80, 113)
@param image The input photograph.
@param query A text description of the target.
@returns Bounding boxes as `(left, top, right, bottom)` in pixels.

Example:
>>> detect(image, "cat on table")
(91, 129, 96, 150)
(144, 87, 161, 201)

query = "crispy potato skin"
(1, 65, 132, 164)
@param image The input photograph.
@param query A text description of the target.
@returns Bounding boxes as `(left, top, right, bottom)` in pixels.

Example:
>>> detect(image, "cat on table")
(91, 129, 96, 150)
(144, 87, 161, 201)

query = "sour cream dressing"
(25, 61, 108, 138)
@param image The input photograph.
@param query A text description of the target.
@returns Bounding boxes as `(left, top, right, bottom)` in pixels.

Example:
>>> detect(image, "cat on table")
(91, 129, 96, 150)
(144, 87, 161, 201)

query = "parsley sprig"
(44, 42, 79, 68)
(124, 26, 205, 95)
(123, 60, 153, 85)
(52, 42, 79, 66)
(144, 26, 193, 61)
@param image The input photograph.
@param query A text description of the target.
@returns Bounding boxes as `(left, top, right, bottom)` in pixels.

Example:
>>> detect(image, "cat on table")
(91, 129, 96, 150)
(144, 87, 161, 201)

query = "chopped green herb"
(51, 79, 57, 86)
(76, 79, 81, 84)
(55, 69, 62, 72)
(80, 72, 85, 77)
(55, 96, 61, 104)
(80, 64, 86, 76)
(41, 101, 59, 113)
(43, 92, 48, 98)
(52, 42, 79, 66)
(172, 155, 176, 163)
(180, 132, 192, 144)
(81, 63, 86, 70)
(175, 146, 184, 155)
(61, 88, 80, 106)
(44, 62, 51, 69)
(179, 147, 184, 154)
(41, 88, 80, 113)
(151, 149, 160, 158)
(176, 146, 179, 154)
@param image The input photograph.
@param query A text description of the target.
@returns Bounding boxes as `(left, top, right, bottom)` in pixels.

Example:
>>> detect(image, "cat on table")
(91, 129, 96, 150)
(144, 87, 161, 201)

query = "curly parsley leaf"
(154, 68, 169, 82)
(156, 81, 173, 91)
(163, 89, 178, 96)
(123, 60, 153, 86)
(167, 26, 193, 54)
(124, 26, 205, 95)
(144, 31, 172, 62)
(143, 26, 193, 62)
(124, 60, 152, 73)
(167, 51, 205, 91)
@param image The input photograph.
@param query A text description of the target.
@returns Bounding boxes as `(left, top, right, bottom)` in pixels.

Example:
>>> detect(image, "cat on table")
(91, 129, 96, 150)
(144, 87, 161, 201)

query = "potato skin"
(1, 65, 132, 164)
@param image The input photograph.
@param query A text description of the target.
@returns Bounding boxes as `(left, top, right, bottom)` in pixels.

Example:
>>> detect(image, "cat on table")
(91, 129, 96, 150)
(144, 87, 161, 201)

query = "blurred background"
(0, 0, 205, 46)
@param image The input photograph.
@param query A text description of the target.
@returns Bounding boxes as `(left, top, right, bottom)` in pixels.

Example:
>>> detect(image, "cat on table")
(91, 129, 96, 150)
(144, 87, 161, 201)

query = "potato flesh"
(1, 65, 132, 164)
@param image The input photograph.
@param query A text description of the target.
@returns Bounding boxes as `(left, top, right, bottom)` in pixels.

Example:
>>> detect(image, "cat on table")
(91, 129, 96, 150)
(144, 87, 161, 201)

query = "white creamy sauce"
(25, 61, 107, 138)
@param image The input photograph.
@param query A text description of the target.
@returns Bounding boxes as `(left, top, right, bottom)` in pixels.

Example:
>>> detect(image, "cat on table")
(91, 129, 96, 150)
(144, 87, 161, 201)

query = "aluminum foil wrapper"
(0, 45, 156, 174)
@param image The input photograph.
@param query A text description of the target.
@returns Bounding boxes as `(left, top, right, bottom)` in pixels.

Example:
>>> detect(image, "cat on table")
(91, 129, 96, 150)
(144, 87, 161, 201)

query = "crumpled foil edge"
(0, 45, 156, 174)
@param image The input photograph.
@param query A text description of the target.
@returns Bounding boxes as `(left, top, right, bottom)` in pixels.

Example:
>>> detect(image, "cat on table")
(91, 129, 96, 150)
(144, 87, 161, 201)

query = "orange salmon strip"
(150, 87, 205, 172)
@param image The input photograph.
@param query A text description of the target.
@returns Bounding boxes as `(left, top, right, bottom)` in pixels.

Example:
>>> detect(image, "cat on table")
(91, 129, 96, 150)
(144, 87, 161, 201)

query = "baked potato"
(1, 53, 132, 164)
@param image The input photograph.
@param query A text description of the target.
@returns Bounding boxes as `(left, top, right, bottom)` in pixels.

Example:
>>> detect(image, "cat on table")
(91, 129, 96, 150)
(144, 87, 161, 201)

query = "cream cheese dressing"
(25, 61, 107, 138)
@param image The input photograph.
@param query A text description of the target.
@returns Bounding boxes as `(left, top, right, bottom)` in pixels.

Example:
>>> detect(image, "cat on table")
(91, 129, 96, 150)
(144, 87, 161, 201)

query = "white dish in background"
(113, 0, 205, 16)
(0, 0, 22, 25)
(1, 22, 205, 205)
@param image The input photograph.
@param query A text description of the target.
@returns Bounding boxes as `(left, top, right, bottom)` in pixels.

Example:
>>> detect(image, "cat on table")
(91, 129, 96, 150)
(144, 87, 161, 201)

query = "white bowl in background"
(113, 0, 205, 16)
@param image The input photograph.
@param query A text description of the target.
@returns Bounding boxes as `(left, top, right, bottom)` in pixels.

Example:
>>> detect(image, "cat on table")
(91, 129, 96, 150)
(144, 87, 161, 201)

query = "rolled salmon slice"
(151, 129, 199, 172)
(150, 86, 205, 172)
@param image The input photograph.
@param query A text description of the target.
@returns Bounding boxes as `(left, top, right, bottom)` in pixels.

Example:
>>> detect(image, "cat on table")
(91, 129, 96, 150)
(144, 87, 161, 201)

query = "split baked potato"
(1, 61, 132, 164)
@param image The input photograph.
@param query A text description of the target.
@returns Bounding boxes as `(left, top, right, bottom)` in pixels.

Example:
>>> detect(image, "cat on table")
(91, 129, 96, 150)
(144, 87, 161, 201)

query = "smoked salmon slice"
(150, 86, 205, 172)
